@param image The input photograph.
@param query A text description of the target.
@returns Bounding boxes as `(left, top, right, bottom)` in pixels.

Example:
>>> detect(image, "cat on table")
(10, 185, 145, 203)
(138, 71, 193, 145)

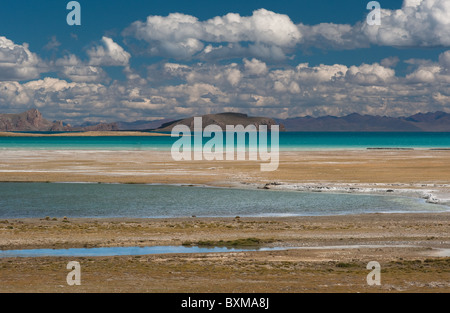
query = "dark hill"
(155, 112, 285, 132)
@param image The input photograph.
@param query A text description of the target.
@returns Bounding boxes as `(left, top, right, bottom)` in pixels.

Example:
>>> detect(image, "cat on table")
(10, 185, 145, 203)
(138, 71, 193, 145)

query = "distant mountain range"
(276, 111, 450, 132)
(1, 109, 450, 132)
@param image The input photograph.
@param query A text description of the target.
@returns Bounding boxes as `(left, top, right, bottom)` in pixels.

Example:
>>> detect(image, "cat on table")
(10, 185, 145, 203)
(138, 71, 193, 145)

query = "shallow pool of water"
(431, 249, 450, 257)
(0, 245, 287, 258)
(1, 244, 442, 258)
(1, 182, 448, 219)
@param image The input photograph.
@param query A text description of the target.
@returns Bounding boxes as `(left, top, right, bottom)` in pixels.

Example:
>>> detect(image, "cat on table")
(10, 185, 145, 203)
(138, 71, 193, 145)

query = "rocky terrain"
(0, 109, 118, 132)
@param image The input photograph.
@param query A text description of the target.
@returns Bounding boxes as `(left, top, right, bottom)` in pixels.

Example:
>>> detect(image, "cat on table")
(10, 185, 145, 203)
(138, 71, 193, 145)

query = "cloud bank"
(1, 0, 450, 123)
(122, 0, 450, 60)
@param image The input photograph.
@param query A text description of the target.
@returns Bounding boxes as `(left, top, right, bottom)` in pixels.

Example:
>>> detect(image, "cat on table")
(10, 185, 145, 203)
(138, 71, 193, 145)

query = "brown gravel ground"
(1, 214, 449, 293)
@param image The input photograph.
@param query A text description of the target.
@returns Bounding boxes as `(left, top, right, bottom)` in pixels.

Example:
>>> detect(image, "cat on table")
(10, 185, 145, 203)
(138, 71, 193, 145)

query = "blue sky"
(0, 0, 449, 123)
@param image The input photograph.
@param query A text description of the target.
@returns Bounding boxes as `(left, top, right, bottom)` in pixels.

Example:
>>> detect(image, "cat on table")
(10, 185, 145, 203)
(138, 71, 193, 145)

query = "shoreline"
(254, 181, 450, 205)
(0, 131, 170, 137)
(2, 212, 449, 253)
(1, 149, 450, 216)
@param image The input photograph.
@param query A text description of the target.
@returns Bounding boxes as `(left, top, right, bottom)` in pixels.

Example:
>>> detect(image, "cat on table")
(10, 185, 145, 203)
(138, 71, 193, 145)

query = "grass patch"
(335, 262, 356, 268)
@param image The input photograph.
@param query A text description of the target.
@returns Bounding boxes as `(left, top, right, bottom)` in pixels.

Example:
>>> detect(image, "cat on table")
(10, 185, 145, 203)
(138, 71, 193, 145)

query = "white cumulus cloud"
(0, 36, 44, 81)
(244, 58, 268, 76)
(88, 37, 131, 66)
(123, 9, 301, 60)
(55, 54, 108, 83)
(361, 0, 450, 47)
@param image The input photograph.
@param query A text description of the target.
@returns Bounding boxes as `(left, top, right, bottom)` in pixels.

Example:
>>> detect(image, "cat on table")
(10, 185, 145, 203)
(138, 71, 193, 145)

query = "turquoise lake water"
(0, 183, 448, 219)
(1, 132, 450, 150)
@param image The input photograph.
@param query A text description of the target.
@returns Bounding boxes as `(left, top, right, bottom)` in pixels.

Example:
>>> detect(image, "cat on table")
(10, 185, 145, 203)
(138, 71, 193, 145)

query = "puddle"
(0, 246, 285, 258)
(1, 244, 447, 258)
(429, 249, 450, 257)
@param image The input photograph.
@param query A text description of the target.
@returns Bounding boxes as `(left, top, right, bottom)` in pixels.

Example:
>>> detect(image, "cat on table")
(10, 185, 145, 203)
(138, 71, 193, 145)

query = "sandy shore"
(0, 148, 449, 292)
